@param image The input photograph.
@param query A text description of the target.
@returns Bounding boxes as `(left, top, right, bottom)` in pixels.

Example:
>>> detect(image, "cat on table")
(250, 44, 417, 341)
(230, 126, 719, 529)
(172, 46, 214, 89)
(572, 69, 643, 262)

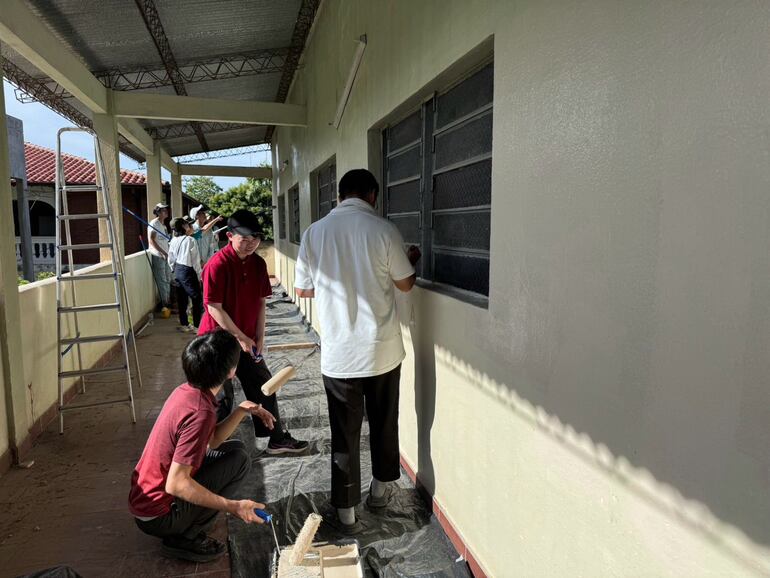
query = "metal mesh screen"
(388, 145, 422, 183)
(382, 60, 493, 299)
(436, 63, 494, 129)
(388, 214, 420, 244)
(433, 159, 492, 210)
(316, 162, 337, 220)
(290, 186, 300, 243)
(433, 251, 490, 296)
(278, 195, 286, 239)
(432, 211, 491, 251)
(434, 112, 493, 169)
(388, 110, 422, 152)
(387, 180, 421, 214)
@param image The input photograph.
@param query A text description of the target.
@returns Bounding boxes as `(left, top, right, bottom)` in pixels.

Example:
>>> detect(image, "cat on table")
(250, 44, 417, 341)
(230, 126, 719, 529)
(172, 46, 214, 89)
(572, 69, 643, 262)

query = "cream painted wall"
(17, 252, 155, 428)
(273, 0, 770, 575)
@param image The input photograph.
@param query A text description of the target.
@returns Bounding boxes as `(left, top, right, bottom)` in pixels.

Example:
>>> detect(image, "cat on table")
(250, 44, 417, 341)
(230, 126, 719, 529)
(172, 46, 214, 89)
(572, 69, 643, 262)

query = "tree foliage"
(207, 177, 274, 240)
(183, 176, 222, 205)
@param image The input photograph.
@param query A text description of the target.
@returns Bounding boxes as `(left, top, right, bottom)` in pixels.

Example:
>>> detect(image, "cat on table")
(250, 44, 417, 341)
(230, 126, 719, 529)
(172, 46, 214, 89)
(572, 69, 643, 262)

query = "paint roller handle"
(254, 508, 272, 523)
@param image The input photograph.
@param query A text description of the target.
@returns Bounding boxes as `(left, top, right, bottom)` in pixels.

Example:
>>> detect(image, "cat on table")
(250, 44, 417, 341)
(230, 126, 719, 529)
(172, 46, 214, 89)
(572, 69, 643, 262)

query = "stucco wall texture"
(272, 1, 770, 575)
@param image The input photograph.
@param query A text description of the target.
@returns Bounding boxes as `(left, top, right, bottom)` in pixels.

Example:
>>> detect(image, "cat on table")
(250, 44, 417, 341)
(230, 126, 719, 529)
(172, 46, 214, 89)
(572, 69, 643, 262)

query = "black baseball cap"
(227, 209, 263, 238)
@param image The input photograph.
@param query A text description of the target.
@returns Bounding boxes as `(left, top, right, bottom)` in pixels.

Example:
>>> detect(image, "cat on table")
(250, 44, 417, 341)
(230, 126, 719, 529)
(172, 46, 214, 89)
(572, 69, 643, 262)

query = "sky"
(3, 80, 270, 191)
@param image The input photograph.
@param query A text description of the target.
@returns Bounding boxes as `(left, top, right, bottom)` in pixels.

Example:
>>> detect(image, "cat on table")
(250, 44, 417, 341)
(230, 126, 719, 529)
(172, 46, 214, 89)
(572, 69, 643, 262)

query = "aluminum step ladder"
(55, 127, 143, 433)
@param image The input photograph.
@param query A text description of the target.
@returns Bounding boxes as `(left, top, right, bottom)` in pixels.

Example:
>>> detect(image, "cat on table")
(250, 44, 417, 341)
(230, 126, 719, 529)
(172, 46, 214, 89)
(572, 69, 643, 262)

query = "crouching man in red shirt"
(129, 330, 276, 563)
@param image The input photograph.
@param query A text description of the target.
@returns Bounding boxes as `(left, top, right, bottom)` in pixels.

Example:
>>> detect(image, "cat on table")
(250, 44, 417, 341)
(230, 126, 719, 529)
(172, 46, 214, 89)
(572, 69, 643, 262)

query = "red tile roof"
(24, 142, 147, 186)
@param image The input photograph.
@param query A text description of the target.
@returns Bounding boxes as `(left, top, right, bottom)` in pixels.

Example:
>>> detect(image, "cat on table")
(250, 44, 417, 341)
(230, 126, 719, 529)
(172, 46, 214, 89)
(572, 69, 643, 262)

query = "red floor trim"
(399, 454, 489, 578)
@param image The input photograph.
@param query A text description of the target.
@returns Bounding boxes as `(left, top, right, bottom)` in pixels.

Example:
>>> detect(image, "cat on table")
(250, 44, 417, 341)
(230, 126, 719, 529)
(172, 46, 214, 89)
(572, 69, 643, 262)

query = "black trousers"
(174, 264, 203, 327)
(323, 364, 401, 508)
(217, 351, 284, 441)
(135, 439, 249, 540)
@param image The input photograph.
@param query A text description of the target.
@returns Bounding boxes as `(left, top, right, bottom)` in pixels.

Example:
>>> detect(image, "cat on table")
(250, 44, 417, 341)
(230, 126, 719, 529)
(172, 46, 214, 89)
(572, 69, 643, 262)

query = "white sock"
(371, 478, 387, 499)
(337, 506, 355, 525)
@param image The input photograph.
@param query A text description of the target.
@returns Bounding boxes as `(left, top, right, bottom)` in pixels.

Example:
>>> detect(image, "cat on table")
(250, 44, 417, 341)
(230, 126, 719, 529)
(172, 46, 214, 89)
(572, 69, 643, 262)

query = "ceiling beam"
(134, 0, 209, 152)
(112, 92, 306, 127)
(178, 164, 272, 179)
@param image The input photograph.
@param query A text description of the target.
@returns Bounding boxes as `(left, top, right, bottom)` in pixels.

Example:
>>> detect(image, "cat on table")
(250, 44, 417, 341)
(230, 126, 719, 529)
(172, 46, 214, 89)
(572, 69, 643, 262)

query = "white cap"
(189, 205, 205, 220)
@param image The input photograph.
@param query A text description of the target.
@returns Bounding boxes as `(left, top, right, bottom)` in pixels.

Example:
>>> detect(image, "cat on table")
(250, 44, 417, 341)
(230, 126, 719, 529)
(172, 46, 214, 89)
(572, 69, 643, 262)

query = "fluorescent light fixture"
(332, 34, 367, 129)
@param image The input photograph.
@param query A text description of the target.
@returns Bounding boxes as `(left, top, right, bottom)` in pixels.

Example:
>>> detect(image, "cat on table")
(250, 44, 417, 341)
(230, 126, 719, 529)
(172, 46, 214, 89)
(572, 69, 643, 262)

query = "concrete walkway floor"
(0, 314, 229, 578)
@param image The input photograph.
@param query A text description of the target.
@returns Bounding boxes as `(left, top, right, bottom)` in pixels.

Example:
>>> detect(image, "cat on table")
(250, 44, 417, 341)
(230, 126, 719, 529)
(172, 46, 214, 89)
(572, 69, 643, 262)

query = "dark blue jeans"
(174, 263, 202, 327)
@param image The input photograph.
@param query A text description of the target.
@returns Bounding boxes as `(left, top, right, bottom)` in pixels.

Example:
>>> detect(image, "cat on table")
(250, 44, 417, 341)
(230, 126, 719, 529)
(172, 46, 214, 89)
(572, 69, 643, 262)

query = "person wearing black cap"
(197, 209, 308, 454)
(148, 203, 172, 308)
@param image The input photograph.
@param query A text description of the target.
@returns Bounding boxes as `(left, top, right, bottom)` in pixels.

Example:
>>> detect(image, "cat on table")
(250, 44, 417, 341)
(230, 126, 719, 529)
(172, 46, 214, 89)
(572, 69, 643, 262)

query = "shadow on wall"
(405, 286, 770, 575)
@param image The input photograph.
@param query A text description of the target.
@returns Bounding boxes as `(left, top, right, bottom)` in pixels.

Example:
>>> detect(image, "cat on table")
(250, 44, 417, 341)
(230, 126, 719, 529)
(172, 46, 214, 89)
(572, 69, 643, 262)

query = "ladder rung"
(59, 243, 113, 251)
(58, 213, 110, 221)
(59, 365, 127, 378)
(57, 273, 118, 281)
(59, 303, 120, 313)
(60, 397, 132, 412)
(61, 333, 123, 345)
(61, 185, 101, 192)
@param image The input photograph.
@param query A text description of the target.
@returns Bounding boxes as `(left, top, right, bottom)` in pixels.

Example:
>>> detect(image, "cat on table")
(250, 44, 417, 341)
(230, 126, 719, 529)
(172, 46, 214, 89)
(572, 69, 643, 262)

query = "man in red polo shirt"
(198, 209, 307, 454)
(129, 331, 275, 562)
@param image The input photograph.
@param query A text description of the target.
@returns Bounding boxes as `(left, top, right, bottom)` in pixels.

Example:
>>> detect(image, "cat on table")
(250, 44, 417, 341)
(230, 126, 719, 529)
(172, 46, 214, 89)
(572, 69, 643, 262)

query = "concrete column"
(146, 141, 163, 221)
(92, 113, 124, 261)
(170, 172, 183, 220)
(0, 68, 31, 462)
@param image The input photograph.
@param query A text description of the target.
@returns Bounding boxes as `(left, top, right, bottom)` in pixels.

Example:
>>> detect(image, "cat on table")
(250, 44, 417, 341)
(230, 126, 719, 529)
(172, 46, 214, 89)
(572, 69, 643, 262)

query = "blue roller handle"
(255, 508, 272, 523)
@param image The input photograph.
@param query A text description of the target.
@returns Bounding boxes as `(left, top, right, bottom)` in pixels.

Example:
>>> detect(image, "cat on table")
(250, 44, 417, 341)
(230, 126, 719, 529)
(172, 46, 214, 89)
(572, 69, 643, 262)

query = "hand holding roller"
(261, 365, 297, 396)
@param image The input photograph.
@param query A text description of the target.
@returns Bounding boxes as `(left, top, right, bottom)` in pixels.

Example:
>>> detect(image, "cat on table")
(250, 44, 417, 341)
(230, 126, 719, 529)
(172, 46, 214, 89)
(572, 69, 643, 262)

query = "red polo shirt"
(129, 383, 218, 517)
(197, 243, 272, 339)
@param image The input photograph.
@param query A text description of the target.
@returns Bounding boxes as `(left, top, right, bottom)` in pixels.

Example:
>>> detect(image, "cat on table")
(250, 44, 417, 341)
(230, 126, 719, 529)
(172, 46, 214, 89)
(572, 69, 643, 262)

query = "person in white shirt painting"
(147, 203, 173, 309)
(294, 169, 421, 532)
(189, 205, 223, 265)
(168, 217, 203, 333)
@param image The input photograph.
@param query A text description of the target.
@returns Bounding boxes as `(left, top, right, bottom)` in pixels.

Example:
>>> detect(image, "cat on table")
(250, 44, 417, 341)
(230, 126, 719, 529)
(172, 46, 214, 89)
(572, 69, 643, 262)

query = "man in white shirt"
(295, 169, 420, 531)
(147, 203, 172, 309)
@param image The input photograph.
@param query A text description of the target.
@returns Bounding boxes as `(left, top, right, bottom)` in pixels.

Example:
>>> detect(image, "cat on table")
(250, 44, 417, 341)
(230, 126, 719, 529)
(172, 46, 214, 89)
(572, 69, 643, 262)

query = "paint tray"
(271, 538, 364, 578)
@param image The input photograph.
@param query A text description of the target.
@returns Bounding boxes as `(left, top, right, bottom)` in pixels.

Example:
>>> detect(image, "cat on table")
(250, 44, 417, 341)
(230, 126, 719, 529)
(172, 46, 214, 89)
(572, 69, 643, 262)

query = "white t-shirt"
(295, 198, 415, 378)
(167, 235, 202, 277)
(192, 222, 218, 263)
(147, 218, 169, 258)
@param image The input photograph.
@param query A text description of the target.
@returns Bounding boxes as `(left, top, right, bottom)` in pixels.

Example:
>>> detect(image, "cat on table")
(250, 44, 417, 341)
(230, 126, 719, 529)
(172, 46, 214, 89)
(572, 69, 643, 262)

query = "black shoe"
(324, 512, 363, 536)
(365, 482, 394, 511)
(161, 533, 226, 563)
(266, 431, 309, 455)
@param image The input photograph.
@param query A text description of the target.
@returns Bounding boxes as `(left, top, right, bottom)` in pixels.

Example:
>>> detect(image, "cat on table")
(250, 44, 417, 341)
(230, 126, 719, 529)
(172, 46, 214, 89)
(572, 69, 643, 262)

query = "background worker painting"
(148, 202, 173, 309)
(295, 169, 421, 530)
(189, 205, 222, 265)
(198, 209, 308, 455)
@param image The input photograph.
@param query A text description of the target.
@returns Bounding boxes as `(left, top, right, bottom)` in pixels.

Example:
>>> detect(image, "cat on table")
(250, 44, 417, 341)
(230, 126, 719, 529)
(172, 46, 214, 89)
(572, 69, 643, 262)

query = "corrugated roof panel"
(155, 0, 301, 61)
(164, 126, 268, 157)
(25, 0, 160, 70)
(183, 72, 283, 101)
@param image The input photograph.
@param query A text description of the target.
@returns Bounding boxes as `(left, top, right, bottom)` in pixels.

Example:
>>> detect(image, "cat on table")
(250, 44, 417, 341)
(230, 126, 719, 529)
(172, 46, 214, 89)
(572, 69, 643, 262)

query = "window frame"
(289, 184, 301, 245)
(311, 157, 337, 223)
(381, 60, 493, 307)
(277, 193, 287, 241)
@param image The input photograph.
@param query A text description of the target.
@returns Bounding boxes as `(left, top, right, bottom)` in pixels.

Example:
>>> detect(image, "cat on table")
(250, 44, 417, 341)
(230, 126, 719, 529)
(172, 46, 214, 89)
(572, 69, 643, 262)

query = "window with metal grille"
(278, 194, 287, 240)
(314, 160, 337, 221)
(382, 61, 493, 299)
(289, 184, 300, 244)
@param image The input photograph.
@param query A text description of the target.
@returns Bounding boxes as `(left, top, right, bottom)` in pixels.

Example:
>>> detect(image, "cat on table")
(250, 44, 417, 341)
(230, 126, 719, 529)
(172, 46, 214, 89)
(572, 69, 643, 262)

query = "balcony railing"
(15, 236, 56, 272)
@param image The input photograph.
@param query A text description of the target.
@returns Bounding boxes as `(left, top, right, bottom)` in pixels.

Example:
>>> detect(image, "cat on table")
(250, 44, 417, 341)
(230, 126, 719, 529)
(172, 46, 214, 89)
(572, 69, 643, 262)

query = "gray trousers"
(135, 439, 250, 540)
(150, 253, 172, 306)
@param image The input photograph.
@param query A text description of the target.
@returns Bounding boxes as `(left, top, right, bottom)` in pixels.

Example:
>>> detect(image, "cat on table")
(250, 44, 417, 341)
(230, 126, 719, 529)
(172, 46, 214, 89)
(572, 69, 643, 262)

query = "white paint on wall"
(273, 1, 770, 575)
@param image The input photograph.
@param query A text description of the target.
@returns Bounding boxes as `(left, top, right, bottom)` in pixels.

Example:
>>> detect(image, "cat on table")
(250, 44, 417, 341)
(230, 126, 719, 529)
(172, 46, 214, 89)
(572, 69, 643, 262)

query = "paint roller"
(261, 365, 297, 396)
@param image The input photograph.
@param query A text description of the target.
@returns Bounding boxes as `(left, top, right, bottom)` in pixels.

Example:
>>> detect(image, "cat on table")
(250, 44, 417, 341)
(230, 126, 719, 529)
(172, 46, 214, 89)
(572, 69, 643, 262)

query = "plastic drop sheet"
(227, 295, 471, 578)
